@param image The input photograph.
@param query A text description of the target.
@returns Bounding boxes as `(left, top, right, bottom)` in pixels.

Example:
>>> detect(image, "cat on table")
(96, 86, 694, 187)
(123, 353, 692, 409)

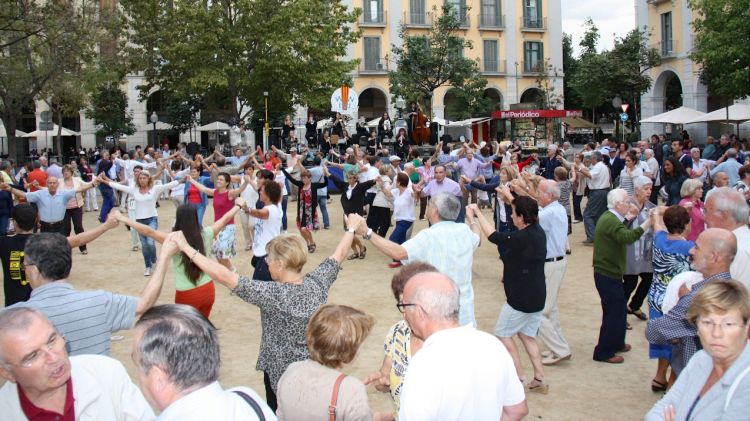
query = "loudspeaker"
(429, 122, 439, 145)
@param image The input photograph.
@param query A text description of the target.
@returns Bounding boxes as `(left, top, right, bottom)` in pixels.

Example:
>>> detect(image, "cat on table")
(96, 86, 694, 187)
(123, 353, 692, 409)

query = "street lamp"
(263, 91, 269, 138)
(395, 97, 405, 119)
(150, 111, 158, 149)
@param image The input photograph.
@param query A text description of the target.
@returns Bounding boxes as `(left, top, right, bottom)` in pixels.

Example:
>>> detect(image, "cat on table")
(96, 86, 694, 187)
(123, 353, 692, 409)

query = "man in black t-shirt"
(1, 204, 36, 306)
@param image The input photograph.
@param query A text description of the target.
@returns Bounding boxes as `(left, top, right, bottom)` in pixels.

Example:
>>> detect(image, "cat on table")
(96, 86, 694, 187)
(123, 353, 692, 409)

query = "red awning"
(492, 110, 583, 119)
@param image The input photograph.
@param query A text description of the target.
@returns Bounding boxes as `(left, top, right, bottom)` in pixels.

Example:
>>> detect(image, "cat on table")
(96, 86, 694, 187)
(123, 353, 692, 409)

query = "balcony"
(360, 11, 387, 27)
(359, 58, 389, 74)
(520, 16, 547, 32)
(521, 61, 544, 74)
(404, 11, 432, 28)
(479, 13, 504, 30)
(482, 59, 507, 75)
(457, 12, 470, 28)
(655, 38, 678, 58)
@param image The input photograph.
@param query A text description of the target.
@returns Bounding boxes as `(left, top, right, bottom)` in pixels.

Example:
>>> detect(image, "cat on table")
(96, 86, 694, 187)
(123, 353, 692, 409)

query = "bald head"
(404, 272, 459, 322)
(690, 228, 737, 277)
(538, 180, 560, 206)
(0, 308, 50, 359)
(702, 228, 737, 263)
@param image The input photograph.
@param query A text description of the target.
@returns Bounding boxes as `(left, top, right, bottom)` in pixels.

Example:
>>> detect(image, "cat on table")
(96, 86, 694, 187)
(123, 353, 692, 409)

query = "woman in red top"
(187, 171, 248, 271)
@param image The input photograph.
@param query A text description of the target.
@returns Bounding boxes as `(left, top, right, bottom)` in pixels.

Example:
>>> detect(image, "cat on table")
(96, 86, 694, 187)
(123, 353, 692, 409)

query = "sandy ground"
(2, 197, 665, 420)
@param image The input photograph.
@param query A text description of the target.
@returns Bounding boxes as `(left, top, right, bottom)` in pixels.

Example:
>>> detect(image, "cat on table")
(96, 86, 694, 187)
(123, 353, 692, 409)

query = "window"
(364, 0, 383, 23)
(661, 12, 673, 55)
(410, 0, 425, 24)
(523, 0, 541, 28)
(445, 0, 467, 25)
(364, 37, 381, 71)
(481, 0, 501, 27)
(524, 41, 543, 72)
(483, 40, 498, 72)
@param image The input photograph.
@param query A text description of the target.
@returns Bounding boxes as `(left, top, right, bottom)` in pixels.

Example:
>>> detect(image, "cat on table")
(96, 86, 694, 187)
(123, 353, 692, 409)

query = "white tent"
(640, 106, 706, 124)
(686, 103, 750, 124)
(22, 124, 79, 138)
(0, 124, 26, 137)
(196, 121, 230, 132)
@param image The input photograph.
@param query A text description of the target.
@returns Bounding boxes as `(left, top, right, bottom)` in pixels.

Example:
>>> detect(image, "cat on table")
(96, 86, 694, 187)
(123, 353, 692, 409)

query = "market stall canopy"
(0, 122, 26, 137)
(686, 103, 750, 124)
(139, 121, 174, 131)
(432, 117, 491, 127)
(22, 124, 79, 138)
(492, 109, 583, 119)
(196, 121, 231, 132)
(561, 117, 599, 128)
(640, 106, 706, 124)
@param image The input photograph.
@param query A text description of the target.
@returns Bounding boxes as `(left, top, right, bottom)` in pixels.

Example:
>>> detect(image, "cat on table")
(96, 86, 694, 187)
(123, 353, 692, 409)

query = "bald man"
(645, 228, 737, 375)
(397, 272, 527, 421)
(703, 187, 750, 289)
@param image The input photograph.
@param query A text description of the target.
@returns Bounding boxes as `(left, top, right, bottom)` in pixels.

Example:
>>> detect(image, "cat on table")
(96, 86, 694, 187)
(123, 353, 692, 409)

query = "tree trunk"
(55, 110, 63, 158)
(2, 114, 21, 162)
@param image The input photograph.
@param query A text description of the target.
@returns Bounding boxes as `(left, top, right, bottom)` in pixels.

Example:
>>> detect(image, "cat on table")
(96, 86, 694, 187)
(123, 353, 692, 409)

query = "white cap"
(389, 155, 402, 162)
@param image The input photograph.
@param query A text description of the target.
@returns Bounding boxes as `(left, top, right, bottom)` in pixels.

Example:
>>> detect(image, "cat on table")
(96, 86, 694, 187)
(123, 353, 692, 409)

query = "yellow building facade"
(344, 0, 563, 122)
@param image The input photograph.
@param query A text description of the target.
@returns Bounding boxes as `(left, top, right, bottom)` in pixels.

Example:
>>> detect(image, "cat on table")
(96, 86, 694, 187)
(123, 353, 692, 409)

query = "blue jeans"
(389, 220, 413, 245)
(281, 195, 288, 231)
(136, 217, 158, 268)
(98, 187, 115, 223)
(196, 203, 206, 226)
(317, 196, 330, 228)
(593, 272, 628, 361)
(455, 196, 466, 223)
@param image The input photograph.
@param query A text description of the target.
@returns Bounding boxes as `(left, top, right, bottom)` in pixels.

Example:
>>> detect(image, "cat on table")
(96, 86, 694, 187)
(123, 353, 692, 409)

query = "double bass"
(408, 101, 430, 145)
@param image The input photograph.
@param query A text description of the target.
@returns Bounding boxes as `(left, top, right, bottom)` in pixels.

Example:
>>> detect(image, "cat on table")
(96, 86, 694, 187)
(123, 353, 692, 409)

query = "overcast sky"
(561, 1, 637, 55)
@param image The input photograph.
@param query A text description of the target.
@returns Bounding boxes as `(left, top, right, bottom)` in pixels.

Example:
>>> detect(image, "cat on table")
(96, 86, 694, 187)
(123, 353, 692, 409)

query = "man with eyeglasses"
(0, 307, 154, 420)
(646, 228, 737, 375)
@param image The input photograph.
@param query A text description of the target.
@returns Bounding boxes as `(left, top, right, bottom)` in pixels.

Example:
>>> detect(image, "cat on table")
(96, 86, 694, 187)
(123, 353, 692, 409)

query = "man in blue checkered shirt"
(645, 228, 736, 375)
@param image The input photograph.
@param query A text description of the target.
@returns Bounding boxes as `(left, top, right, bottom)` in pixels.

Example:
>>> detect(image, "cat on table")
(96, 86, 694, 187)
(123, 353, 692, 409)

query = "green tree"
(562, 33, 582, 111)
(570, 20, 610, 120)
(608, 28, 661, 124)
(120, 0, 360, 124)
(388, 5, 486, 119)
(85, 82, 136, 140)
(690, 0, 750, 100)
(164, 92, 204, 142)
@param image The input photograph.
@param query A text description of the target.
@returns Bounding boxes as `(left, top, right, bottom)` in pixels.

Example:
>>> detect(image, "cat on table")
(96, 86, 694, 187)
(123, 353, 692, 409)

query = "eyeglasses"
(698, 319, 744, 331)
(6, 333, 65, 368)
(396, 302, 418, 314)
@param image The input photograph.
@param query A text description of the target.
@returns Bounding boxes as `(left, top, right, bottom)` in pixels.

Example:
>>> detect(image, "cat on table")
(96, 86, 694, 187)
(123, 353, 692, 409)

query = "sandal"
(359, 246, 367, 259)
(308, 244, 316, 253)
(629, 309, 648, 321)
(651, 379, 667, 392)
(525, 377, 549, 394)
(347, 252, 360, 260)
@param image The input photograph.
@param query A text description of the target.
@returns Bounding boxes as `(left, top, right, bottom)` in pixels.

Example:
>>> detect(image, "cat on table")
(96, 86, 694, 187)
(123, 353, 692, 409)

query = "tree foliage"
(689, 0, 750, 99)
(120, 0, 360, 124)
(85, 83, 136, 139)
(164, 92, 205, 140)
(388, 5, 486, 118)
(562, 33, 582, 111)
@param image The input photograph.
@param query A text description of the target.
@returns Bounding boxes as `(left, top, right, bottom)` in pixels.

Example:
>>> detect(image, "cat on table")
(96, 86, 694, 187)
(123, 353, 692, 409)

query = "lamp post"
(263, 91, 269, 151)
(150, 111, 158, 150)
(395, 97, 405, 119)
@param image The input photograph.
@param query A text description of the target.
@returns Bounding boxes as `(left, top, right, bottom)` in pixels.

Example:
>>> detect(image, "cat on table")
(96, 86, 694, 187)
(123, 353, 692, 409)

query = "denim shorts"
(494, 302, 543, 338)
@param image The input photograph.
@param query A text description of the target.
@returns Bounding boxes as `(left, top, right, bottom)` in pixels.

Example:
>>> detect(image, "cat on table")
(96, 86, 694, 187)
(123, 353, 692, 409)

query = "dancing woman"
(186, 172, 248, 272)
(114, 201, 242, 318)
(329, 168, 376, 259)
(60, 165, 91, 255)
(98, 170, 180, 276)
(281, 162, 328, 252)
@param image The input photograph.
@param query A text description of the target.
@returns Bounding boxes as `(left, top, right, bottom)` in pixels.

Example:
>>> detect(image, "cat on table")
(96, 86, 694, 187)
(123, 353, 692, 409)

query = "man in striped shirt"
(8, 227, 172, 356)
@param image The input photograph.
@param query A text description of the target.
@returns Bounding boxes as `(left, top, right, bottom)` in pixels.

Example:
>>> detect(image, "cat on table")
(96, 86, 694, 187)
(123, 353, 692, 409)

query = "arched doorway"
(520, 88, 542, 105)
(358, 88, 388, 120)
(483, 88, 504, 140)
(444, 88, 469, 121)
(652, 70, 683, 112)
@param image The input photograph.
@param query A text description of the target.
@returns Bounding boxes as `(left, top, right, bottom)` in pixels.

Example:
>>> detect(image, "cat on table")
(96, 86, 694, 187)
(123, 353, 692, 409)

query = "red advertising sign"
(492, 110, 583, 119)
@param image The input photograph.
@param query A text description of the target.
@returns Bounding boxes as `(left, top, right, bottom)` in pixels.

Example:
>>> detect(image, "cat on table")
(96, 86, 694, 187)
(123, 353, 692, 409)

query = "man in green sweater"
(593, 188, 653, 364)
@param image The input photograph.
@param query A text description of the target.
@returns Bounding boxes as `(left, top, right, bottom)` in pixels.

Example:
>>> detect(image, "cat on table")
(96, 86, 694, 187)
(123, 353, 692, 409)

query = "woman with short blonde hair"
(679, 178, 705, 241)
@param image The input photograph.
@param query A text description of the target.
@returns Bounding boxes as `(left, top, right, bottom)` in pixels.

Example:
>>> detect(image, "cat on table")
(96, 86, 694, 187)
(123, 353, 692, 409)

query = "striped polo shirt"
(11, 282, 137, 356)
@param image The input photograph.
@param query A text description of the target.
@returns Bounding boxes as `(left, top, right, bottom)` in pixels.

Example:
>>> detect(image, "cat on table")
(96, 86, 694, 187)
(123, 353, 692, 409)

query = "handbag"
(233, 390, 266, 421)
(328, 374, 347, 421)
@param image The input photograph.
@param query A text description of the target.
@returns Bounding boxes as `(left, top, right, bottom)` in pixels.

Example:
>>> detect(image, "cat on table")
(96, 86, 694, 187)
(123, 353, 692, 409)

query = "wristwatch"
(347, 228, 356, 234)
(363, 228, 373, 240)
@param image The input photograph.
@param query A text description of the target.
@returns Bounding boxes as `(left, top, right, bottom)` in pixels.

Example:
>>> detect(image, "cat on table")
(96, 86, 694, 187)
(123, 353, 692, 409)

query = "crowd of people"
(0, 128, 749, 420)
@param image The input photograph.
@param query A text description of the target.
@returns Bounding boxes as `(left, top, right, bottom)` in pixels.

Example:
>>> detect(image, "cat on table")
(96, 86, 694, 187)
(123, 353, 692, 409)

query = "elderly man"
(536, 180, 572, 365)
(711, 148, 742, 186)
(350, 192, 480, 326)
(592, 188, 652, 363)
(46, 159, 63, 179)
(417, 164, 465, 222)
(539, 144, 569, 180)
(0, 307, 154, 420)
(8, 230, 169, 356)
(2, 176, 96, 234)
(132, 304, 275, 420)
(456, 148, 491, 205)
(708, 134, 731, 161)
(703, 187, 750, 288)
(644, 149, 661, 203)
(578, 150, 611, 244)
(397, 271, 527, 421)
(645, 228, 736, 375)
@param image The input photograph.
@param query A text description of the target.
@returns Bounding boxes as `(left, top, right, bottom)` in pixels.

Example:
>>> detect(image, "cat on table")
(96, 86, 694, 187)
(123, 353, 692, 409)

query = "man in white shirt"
(397, 271, 527, 421)
(689, 147, 713, 184)
(704, 187, 750, 290)
(133, 304, 275, 421)
(644, 149, 661, 204)
(578, 151, 611, 243)
(536, 180, 572, 365)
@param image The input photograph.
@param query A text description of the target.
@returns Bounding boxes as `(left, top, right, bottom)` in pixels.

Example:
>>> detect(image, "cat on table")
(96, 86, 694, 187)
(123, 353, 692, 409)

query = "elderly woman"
(467, 197, 548, 393)
(646, 281, 750, 420)
(277, 304, 390, 421)
(679, 178, 705, 241)
(648, 205, 695, 392)
(623, 176, 656, 323)
(168, 218, 359, 412)
(363, 262, 437, 413)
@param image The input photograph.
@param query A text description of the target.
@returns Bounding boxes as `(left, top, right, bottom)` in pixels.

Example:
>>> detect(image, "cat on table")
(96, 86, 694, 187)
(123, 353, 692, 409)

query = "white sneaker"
(144, 267, 152, 276)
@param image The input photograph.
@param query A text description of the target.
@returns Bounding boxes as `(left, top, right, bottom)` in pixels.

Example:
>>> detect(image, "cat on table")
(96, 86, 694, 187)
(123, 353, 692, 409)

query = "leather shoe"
(599, 355, 625, 364)
(618, 344, 632, 353)
(542, 354, 572, 365)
